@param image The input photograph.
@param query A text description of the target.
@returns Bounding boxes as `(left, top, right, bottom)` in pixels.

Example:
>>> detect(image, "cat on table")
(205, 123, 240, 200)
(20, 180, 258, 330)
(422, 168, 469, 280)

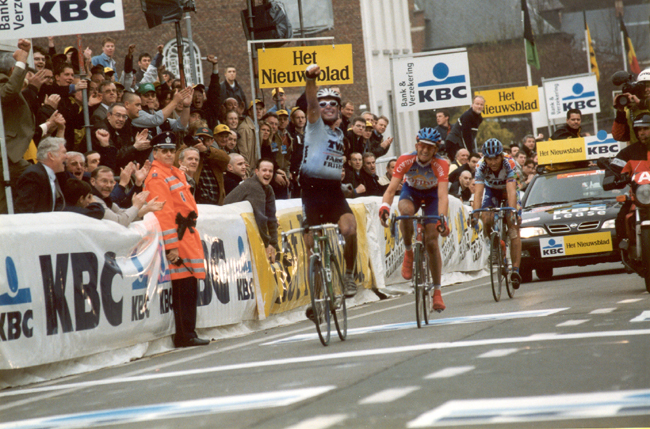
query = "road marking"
(0, 386, 336, 429)
(262, 308, 569, 345)
(478, 348, 518, 358)
(630, 311, 650, 322)
(589, 308, 616, 314)
(618, 298, 643, 303)
(285, 414, 348, 429)
(556, 319, 589, 327)
(4, 328, 649, 399)
(406, 388, 650, 427)
(358, 387, 420, 404)
(425, 366, 475, 379)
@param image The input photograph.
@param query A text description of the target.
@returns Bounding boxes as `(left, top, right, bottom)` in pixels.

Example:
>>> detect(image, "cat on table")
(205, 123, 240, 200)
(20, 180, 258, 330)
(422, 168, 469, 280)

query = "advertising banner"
(0, 0, 125, 40)
(257, 44, 353, 88)
(539, 231, 613, 258)
(392, 51, 471, 113)
(537, 130, 620, 165)
(477, 86, 540, 118)
(543, 74, 600, 120)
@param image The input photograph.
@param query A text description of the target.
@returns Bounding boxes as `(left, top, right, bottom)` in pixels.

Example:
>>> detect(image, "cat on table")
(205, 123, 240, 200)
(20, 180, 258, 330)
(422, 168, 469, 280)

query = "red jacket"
(145, 160, 205, 280)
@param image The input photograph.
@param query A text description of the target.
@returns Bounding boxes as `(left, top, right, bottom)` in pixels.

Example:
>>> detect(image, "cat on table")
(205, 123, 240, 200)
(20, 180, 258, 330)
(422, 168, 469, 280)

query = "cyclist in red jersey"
(379, 128, 450, 312)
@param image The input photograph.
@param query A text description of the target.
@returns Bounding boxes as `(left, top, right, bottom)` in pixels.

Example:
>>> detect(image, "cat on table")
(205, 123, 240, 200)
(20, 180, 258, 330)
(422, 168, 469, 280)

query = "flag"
(586, 24, 600, 81)
(521, 0, 540, 69)
(620, 17, 641, 75)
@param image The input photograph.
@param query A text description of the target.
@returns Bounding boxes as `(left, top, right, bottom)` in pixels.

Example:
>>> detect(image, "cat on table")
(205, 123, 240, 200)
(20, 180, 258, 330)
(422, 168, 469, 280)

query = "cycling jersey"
(300, 117, 345, 181)
(392, 152, 449, 190)
(475, 154, 517, 190)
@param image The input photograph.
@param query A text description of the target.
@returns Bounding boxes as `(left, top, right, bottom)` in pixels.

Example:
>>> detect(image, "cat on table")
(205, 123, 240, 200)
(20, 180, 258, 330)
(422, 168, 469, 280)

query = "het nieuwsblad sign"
(0, 0, 124, 40)
(257, 44, 353, 89)
(475, 85, 539, 118)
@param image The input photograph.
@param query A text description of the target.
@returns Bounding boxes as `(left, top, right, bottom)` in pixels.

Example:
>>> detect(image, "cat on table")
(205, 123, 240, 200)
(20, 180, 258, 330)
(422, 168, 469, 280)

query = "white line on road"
(556, 319, 589, 327)
(589, 308, 616, 314)
(478, 348, 519, 358)
(284, 414, 348, 429)
(618, 298, 643, 303)
(406, 388, 650, 427)
(4, 328, 649, 399)
(424, 366, 475, 379)
(0, 386, 336, 429)
(358, 387, 420, 404)
(630, 311, 650, 322)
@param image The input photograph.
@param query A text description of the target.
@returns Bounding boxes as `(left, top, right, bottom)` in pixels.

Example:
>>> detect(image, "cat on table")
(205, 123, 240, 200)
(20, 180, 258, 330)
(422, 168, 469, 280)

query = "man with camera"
(612, 68, 650, 145)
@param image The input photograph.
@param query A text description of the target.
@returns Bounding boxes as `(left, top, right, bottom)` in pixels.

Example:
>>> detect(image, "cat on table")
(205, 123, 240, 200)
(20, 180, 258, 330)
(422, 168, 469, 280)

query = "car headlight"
(602, 219, 616, 229)
(520, 227, 547, 239)
(635, 184, 650, 206)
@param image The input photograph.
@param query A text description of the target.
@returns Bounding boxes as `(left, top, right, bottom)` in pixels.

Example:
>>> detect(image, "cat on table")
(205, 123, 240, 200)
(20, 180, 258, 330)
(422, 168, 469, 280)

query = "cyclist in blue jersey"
(299, 64, 358, 324)
(471, 138, 523, 289)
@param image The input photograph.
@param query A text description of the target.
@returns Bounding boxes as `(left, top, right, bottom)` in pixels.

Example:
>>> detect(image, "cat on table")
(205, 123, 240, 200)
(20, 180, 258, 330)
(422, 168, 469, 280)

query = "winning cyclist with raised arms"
(379, 128, 450, 312)
(471, 138, 523, 289)
(300, 64, 358, 323)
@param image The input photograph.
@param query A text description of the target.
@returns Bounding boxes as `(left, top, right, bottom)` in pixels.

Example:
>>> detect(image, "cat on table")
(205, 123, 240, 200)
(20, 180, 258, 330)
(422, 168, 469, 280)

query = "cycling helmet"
(416, 127, 442, 145)
(482, 138, 503, 158)
(633, 114, 650, 128)
(316, 88, 341, 103)
(637, 68, 650, 82)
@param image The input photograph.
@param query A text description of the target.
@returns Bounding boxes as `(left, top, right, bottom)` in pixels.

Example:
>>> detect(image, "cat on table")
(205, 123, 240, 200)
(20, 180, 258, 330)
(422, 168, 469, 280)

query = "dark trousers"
(172, 276, 198, 345)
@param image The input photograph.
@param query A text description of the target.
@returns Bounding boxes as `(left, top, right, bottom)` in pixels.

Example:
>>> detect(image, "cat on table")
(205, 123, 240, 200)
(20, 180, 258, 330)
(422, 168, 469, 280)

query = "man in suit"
(14, 137, 67, 213)
(0, 39, 36, 214)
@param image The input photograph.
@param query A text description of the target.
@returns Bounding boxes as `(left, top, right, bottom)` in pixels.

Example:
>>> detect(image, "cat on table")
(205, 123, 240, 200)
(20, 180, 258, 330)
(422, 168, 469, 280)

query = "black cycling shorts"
(300, 176, 352, 227)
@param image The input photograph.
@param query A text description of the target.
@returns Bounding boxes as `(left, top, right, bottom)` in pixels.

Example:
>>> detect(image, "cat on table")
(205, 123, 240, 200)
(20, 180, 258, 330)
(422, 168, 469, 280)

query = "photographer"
(612, 68, 650, 145)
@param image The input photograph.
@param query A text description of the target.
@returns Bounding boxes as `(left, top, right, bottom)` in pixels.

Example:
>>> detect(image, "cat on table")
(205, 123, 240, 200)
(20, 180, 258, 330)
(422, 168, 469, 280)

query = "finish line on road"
(262, 308, 569, 345)
(4, 327, 650, 399)
(0, 387, 336, 429)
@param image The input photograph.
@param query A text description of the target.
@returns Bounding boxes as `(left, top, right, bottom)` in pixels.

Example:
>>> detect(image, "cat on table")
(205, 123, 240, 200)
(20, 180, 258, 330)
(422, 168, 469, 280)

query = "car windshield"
(524, 169, 625, 208)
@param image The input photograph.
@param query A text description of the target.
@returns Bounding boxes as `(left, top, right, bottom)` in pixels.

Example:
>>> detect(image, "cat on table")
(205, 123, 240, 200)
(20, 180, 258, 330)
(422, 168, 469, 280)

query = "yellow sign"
(257, 44, 354, 88)
(476, 86, 539, 118)
(564, 232, 613, 255)
(536, 138, 586, 165)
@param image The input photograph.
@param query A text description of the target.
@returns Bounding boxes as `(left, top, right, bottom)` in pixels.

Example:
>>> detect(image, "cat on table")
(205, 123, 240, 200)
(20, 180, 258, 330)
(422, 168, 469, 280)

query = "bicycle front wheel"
(330, 255, 347, 341)
(422, 251, 431, 325)
(309, 255, 330, 346)
(504, 234, 516, 299)
(414, 243, 425, 328)
(489, 232, 503, 302)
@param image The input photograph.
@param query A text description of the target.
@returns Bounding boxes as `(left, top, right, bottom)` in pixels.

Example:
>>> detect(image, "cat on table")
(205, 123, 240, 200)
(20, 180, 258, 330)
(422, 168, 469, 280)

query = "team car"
(518, 137, 627, 283)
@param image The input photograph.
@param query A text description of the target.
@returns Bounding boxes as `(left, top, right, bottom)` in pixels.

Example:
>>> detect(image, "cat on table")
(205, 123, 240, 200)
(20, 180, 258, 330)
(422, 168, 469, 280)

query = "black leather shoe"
(176, 337, 210, 348)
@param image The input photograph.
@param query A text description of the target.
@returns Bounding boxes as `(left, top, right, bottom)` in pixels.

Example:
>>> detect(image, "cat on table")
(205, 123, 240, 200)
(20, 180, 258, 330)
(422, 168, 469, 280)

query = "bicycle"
(471, 205, 518, 302)
(281, 223, 347, 346)
(390, 213, 445, 328)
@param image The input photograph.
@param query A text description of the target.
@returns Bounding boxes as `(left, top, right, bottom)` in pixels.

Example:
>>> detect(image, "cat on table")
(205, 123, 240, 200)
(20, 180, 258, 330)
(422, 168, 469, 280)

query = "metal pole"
(77, 34, 92, 152)
(298, 0, 305, 41)
(584, 13, 598, 136)
(184, 12, 198, 85)
(246, 0, 260, 162)
(0, 94, 13, 214)
(175, 21, 186, 87)
(621, 30, 628, 72)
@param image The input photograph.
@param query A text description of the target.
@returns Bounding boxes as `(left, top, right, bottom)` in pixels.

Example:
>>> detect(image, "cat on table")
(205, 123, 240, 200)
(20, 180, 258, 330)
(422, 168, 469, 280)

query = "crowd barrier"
(0, 195, 487, 379)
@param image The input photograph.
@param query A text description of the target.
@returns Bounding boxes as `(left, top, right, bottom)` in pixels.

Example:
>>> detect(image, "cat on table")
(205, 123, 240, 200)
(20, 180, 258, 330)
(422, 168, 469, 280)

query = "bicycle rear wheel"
(414, 243, 425, 328)
(489, 232, 503, 302)
(309, 255, 330, 346)
(330, 255, 347, 341)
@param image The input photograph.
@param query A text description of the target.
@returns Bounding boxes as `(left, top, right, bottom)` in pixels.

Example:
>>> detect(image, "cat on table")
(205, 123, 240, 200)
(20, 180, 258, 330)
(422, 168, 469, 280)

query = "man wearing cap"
(237, 99, 264, 175)
(267, 87, 286, 114)
(177, 125, 230, 205)
(219, 65, 246, 107)
(132, 83, 193, 140)
(145, 131, 209, 348)
(300, 64, 359, 308)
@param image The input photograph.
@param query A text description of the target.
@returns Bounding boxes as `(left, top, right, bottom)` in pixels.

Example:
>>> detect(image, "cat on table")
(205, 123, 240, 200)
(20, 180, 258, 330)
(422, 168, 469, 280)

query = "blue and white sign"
(392, 51, 472, 113)
(539, 237, 565, 258)
(584, 130, 621, 159)
(543, 74, 600, 120)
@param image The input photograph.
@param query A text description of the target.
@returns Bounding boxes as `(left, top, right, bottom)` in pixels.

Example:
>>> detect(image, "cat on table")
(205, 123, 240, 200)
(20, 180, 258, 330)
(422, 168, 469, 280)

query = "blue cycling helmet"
(416, 127, 442, 145)
(482, 138, 503, 158)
